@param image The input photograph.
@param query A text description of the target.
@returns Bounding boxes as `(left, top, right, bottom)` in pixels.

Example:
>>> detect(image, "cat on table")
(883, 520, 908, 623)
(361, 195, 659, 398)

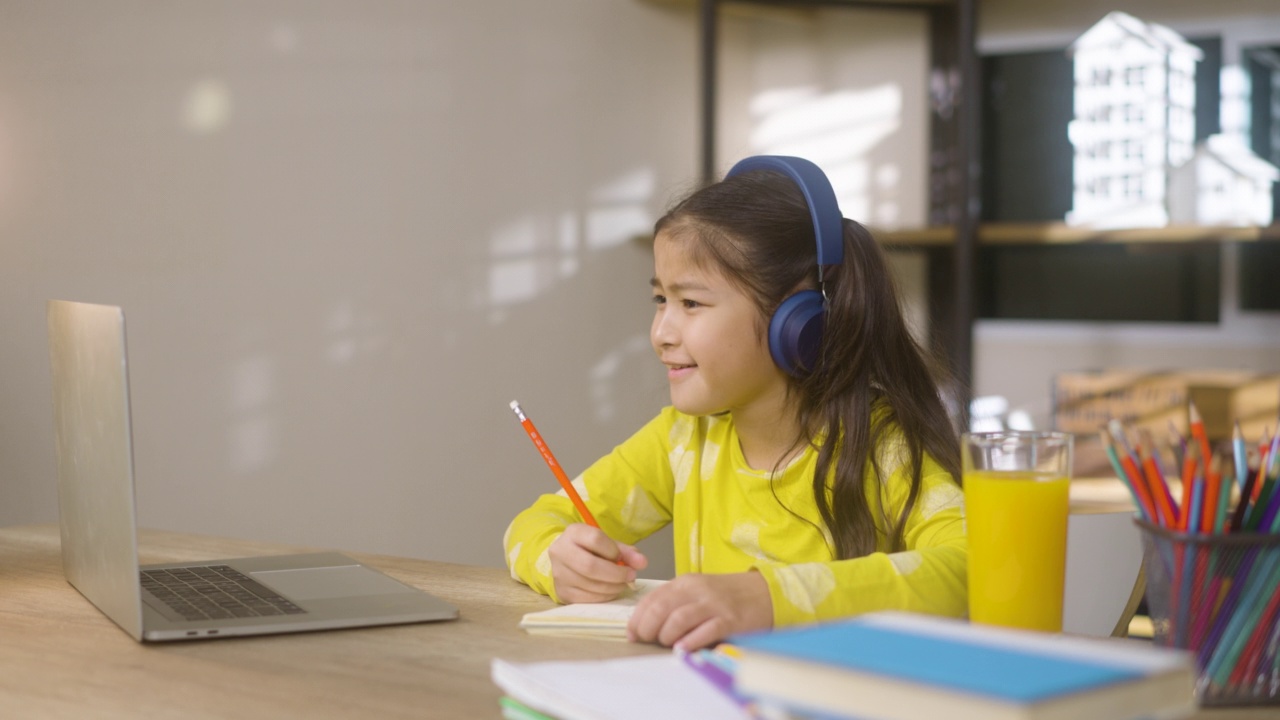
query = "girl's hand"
(626, 571, 773, 650)
(548, 523, 647, 603)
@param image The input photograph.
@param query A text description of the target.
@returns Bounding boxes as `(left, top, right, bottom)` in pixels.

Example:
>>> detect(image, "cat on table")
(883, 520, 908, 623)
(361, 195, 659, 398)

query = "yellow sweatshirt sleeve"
(753, 456, 967, 627)
(503, 410, 677, 602)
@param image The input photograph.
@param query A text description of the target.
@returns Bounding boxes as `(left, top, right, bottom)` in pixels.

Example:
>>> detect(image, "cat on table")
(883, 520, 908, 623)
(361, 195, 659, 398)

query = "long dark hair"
(655, 168, 962, 559)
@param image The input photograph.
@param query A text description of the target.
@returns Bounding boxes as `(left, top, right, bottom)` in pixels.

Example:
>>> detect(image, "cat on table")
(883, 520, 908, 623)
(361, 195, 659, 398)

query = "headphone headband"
(724, 156, 844, 377)
(724, 155, 844, 273)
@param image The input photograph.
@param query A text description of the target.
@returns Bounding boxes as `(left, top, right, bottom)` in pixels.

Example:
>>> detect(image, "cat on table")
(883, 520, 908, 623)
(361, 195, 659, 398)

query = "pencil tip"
(1189, 401, 1202, 424)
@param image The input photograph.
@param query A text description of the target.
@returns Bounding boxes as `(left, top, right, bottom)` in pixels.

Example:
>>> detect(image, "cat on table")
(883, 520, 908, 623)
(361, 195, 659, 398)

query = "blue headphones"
(725, 155, 844, 377)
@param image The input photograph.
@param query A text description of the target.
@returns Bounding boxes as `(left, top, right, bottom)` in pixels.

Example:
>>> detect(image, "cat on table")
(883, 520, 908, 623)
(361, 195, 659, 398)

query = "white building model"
(1066, 11, 1278, 229)
(1067, 12, 1202, 229)
(1170, 134, 1279, 226)
(1064, 11, 1203, 226)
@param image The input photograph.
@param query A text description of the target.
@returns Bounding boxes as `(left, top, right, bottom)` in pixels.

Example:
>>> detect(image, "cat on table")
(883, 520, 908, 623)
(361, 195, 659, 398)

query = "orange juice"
(965, 470, 1070, 632)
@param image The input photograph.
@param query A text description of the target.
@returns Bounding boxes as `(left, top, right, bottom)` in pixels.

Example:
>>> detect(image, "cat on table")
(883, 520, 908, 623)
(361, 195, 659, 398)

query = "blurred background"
(2, 0, 1278, 581)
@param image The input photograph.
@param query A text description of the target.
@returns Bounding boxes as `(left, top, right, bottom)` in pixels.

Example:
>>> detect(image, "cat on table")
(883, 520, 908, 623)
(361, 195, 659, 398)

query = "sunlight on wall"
(325, 300, 385, 366)
(486, 167, 655, 320)
(228, 355, 278, 474)
(489, 216, 544, 309)
(590, 334, 653, 422)
(749, 84, 903, 226)
(482, 169, 658, 419)
(182, 79, 233, 135)
(587, 168, 655, 250)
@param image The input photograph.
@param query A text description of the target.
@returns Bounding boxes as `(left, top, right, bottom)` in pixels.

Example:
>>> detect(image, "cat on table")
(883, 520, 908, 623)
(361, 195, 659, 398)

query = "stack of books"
(491, 611, 1196, 720)
(732, 612, 1196, 720)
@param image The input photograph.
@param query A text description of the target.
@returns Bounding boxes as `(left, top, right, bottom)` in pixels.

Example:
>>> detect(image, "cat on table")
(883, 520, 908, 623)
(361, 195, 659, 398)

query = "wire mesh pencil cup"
(1137, 518, 1280, 706)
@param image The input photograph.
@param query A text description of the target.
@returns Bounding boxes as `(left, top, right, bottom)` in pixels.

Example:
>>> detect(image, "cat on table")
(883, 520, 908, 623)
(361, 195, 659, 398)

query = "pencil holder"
(1137, 518, 1280, 706)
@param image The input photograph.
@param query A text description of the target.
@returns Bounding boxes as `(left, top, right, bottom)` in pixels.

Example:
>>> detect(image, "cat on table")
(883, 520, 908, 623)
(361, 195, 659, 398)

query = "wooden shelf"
(875, 222, 1280, 246)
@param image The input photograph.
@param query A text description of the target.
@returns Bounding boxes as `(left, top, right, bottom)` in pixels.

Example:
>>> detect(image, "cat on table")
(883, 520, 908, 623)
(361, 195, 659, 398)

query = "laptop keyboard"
(141, 565, 307, 621)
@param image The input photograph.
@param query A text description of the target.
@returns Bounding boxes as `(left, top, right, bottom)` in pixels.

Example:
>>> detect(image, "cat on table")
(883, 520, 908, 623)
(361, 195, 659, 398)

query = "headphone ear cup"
(768, 290, 826, 377)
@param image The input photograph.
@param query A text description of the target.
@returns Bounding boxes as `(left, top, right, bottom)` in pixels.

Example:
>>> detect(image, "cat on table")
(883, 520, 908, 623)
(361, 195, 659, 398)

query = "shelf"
(875, 222, 1280, 246)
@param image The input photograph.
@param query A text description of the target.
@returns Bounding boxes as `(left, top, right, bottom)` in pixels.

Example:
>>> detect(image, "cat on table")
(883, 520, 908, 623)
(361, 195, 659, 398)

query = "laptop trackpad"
(252, 566, 415, 600)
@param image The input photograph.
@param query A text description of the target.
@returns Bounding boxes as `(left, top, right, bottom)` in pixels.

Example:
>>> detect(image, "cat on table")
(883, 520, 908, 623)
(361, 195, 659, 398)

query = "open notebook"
(519, 579, 666, 639)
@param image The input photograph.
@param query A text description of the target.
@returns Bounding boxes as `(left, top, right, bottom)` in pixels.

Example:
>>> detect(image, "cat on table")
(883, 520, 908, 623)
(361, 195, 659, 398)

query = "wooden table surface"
(2, 523, 1274, 719)
(0, 524, 660, 719)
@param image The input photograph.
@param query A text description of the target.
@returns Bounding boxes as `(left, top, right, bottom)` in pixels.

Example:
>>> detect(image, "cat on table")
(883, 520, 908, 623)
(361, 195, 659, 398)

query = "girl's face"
(649, 230, 789, 420)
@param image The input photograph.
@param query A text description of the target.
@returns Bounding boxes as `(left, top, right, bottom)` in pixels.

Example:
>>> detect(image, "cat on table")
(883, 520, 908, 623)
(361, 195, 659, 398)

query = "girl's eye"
(682, 299, 701, 309)
(652, 294, 666, 306)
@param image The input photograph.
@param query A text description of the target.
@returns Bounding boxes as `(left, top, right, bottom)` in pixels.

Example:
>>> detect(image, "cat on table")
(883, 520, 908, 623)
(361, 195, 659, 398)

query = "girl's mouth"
(667, 363, 696, 379)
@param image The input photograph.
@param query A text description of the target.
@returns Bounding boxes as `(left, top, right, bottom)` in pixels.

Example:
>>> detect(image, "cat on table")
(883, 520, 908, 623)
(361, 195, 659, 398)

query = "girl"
(503, 156, 966, 651)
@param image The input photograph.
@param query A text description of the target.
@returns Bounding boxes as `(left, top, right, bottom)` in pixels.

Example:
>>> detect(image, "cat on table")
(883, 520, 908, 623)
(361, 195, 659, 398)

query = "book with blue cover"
(731, 612, 1195, 720)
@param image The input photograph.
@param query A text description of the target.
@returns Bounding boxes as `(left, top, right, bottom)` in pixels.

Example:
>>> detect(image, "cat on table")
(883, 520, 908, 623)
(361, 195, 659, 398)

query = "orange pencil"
(1139, 440, 1177, 528)
(1201, 453, 1222, 534)
(510, 400, 628, 569)
(1109, 422, 1158, 522)
(1180, 443, 1199, 532)
(1188, 402, 1213, 480)
(510, 400, 600, 527)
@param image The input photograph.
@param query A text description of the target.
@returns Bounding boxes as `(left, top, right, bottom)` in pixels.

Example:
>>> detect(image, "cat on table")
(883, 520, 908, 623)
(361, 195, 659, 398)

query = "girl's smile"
(664, 363, 697, 381)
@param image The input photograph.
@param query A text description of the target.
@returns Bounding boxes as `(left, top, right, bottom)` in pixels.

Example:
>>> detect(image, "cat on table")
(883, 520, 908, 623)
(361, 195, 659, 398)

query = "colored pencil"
(1214, 466, 1233, 535)
(1201, 454, 1222, 535)
(1232, 421, 1248, 492)
(510, 400, 600, 528)
(1189, 402, 1212, 476)
(1179, 443, 1200, 533)
(1101, 429, 1154, 521)
(1169, 420, 1187, 471)
(1140, 439, 1178, 528)
(1110, 420, 1161, 520)
(1200, 490, 1280, 684)
(1252, 430, 1273, 504)
(1139, 428, 1179, 528)
(1131, 410, 1280, 700)
(1228, 478, 1256, 533)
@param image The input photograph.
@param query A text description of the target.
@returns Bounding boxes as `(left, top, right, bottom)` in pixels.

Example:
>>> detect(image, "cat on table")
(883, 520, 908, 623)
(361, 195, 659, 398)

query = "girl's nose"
(651, 308, 677, 348)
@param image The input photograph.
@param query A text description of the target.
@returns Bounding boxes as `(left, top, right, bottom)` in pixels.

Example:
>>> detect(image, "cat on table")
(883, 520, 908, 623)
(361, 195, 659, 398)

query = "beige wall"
(0, 0, 696, 572)
(0, 2, 933, 579)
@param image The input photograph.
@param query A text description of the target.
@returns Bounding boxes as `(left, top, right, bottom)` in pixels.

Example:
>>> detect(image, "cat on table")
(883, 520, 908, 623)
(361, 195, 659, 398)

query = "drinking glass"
(963, 432, 1073, 632)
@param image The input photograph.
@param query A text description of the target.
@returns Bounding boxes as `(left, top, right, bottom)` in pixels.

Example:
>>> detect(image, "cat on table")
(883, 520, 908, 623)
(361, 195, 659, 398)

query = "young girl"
(503, 156, 966, 651)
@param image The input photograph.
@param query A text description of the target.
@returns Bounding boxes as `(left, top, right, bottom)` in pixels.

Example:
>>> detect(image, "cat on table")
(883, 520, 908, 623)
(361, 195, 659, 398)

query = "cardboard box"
(1053, 369, 1280, 442)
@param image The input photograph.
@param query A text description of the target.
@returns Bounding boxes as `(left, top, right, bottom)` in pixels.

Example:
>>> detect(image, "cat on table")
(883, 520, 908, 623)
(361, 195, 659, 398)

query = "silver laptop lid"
(48, 300, 145, 640)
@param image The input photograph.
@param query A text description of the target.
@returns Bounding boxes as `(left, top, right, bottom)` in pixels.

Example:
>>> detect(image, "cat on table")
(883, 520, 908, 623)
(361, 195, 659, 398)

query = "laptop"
(47, 299, 459, 642)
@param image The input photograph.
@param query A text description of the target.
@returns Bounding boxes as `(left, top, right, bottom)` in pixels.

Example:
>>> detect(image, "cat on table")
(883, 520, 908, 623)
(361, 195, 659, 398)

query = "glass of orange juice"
(963, 431, 1072, 632)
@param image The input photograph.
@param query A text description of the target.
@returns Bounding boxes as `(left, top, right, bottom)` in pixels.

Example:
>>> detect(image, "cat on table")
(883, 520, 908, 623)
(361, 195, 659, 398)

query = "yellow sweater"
(503, 406, 967, 627)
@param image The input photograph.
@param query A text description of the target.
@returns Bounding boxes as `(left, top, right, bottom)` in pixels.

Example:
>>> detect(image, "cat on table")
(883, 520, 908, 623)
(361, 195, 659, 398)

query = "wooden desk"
(1, 524, 1273, 719)
(0, 524, 660, 719)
